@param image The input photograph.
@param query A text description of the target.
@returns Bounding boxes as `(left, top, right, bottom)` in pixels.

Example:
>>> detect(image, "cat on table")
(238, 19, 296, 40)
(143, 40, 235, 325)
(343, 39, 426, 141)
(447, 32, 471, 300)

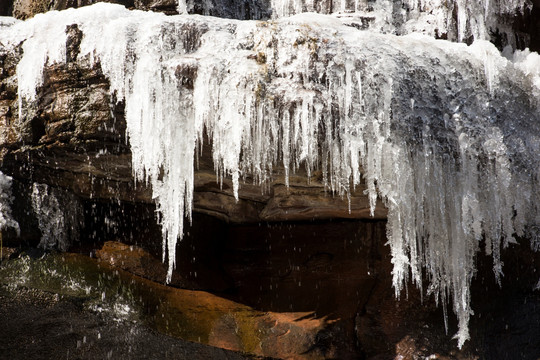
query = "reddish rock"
(92, 249, 337, 359)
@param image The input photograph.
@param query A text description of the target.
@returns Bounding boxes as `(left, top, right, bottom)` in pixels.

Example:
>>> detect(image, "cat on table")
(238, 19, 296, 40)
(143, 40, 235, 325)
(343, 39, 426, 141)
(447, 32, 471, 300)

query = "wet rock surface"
(0, 285, 258, 360)
(0, 252, 337, 359)
(95, 240, 203, 289)
(355, 239, 540, 360)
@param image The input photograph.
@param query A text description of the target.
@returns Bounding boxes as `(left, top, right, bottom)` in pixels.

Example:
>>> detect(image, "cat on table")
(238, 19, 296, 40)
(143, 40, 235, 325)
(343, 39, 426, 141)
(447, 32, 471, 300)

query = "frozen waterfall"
(1, 1, 540, 348)
(270, 0, 530, 47)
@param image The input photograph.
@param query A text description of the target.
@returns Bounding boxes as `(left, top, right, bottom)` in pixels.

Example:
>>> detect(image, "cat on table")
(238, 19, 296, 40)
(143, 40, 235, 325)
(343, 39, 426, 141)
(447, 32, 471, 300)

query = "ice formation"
(270, 0, 530, 49)
(1, 1, 540, 348)
(0, 171, 20, 236)
(31, 183, 83, 251)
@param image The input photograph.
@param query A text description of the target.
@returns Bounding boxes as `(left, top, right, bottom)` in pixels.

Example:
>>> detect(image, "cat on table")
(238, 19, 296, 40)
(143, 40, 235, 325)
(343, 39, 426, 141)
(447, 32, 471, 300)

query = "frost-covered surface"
(0, 171, 20, 236)
(31, 183, 83, 251)
(1, 2, 540, 347)
(176, 0, 272, 19)
(0, 17, 20, 29)
(272, 0, 530, 48)
(504, 47, 540, 96)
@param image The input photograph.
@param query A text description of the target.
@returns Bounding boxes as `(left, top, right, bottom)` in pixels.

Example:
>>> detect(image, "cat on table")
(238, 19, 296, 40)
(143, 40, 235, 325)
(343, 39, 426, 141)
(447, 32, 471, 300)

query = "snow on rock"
(0, 17, 20, 29)
(505, 47, 540, 96)
(271, 0, 530, 48)
(1, 2, 540, 348)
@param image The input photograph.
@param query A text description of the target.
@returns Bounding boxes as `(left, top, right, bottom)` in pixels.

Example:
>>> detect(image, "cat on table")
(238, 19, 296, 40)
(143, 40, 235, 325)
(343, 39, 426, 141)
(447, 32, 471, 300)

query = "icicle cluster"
(2, 2, 540, 347)
(31, 183, 83, 251)
(271, 0, 530, 48)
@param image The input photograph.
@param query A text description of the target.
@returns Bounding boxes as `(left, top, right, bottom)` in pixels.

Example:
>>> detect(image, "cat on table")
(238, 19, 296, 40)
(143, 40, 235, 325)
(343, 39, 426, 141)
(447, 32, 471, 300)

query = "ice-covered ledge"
(3, 0, 539, 53)
(0, 54, 386, 223)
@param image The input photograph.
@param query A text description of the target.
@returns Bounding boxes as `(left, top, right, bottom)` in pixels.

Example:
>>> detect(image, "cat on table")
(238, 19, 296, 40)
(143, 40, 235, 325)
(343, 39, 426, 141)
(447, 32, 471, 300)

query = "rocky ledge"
(0, 35, 387, 228)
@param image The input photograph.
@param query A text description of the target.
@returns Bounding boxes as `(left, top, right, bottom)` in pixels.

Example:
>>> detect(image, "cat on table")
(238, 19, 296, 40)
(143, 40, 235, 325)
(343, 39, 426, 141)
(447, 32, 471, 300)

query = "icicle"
(177, 0, 188, 14)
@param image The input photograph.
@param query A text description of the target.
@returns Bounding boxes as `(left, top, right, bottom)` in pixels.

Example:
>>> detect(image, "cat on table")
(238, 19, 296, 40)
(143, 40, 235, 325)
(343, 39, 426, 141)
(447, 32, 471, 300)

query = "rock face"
(0, 252, 337, 359)
(0, 286, 256, 360)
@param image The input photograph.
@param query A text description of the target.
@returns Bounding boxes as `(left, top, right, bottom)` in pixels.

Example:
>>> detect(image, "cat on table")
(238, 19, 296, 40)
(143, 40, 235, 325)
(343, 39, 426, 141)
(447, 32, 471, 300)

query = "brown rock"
(96, 240, 202, 288)
(149, 286, 333, 359)
(259, 182, 387, 221)
(89, 250, 337, 359)
(0, 246, 17, 261)
(12, 0, 48, 19)
(192, 169, 387, 223)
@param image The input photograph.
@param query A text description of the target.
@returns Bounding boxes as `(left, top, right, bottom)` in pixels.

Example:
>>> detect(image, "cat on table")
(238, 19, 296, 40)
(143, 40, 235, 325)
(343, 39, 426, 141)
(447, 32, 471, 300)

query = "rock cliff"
(1, 1, 540, 359)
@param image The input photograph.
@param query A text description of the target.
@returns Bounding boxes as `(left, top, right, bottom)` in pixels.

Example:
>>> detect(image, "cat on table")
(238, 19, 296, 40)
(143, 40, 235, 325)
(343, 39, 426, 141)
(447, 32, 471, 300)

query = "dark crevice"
(353, 277, 378, 360)
(29, 116, 46, 144)
(0, 0, 13, 16)
(529, 0, 540, 52)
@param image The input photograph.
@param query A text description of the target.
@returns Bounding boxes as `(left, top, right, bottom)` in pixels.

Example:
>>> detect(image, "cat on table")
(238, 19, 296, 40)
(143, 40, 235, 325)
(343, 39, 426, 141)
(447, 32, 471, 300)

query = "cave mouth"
(73, 198, 540, 359)
(76, 198, 387, 318)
